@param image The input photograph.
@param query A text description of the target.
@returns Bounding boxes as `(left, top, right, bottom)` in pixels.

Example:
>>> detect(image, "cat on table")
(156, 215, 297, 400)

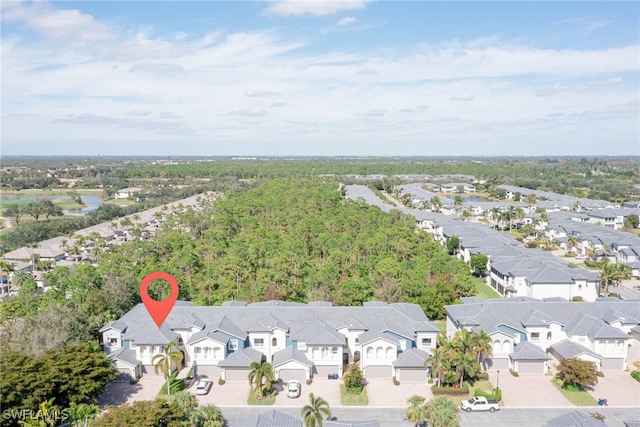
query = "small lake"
(464, 196, 492, 202)
(0, 194, 103, 215)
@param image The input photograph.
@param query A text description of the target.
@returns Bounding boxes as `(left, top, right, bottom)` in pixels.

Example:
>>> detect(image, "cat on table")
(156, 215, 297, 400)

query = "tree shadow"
(97, 381, 143, 408)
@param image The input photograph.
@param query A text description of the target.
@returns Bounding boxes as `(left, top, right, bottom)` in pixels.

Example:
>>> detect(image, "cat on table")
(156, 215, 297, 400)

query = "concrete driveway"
(193, 379, 252, 406)
(586, 370, 640, 407)
(366, 378, 433, 406)
(487, 371, 570, 407)
(98, 377, 165, 408)
(274, 378, 341, 407)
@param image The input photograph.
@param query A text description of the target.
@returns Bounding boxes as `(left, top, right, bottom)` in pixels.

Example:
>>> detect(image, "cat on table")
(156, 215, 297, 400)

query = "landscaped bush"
(159, 371, 184, 395)
(596, 371, 604, 377)
(571, 296, 585, 302)
(343, 364, 364, 394)
(431, 384, 470, 396)
(631, 371, 640, 382)
(509, 369, 519, 377)
(306, 378, 313, 385)
(475, 388, 502, 401)
(392, 377, 400, 386)
(475, 372, 489, 381)
(218, 378, 226, 385)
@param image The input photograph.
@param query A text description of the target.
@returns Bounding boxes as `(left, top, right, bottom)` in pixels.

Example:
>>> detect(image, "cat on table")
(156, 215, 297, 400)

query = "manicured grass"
(340, 384, 368, 405)
(3, 189, 103, 196)
(552, 382, 599, 406)
(104, 198, 138, 206)
(433, 320, 447, 334)
(474, 279, 502, 299)
(158, 371, 185, 395)
(447, 380, 499, 406)
(247, 390, 276, 405)
(55, 200, 86, 210)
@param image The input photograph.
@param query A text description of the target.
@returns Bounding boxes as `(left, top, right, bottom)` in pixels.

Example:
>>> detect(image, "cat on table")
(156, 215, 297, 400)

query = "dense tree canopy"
(98, 178, 475, 318)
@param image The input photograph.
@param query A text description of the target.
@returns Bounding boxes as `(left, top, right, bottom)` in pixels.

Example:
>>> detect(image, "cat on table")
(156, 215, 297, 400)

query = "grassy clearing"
(104, 199, 137, 206)
(475, 279, 502, 299)
(158, 371, 185, 396)
(2, 189, 102, 196)
(447, 380, 498, 406)
(552, 382, 599, 406)
(340, 384, 368, 405)
(433, 320, 447, 334)
(247, 390, 276, 405)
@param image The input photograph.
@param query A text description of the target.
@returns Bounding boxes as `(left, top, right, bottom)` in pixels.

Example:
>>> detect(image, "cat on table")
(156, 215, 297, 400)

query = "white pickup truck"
(460, 396, 500, 413)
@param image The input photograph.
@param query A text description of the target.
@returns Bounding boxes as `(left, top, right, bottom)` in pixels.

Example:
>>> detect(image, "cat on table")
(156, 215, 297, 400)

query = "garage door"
(601, 358, 624, 371)
(114, 370, 133, 382)
(195, 365, 220, 378)
(485, 358, 509, 371)
(365, 365, 392, 378)
(397, 368, 428, 382)
(517, 361, 543, 374)
(279, 369, 307, 382)
(314, 365, 340, 377)
(142, 365, 163, 377)
(225, 368, 250, 382)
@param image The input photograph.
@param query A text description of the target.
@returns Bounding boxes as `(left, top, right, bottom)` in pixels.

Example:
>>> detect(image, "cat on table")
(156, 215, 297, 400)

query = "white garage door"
(225, 368, 250, 382)
(485, 358, 510, 371)
(279, 369, 307, 382)
(195, 365, 220, 378)
(517, 361, 543, 374)
(141, 365, 163, 377)
(365, 365, 392, 378)
(601, 358, 624, 371)
(397, 368, 428, 382)
(314, 365, 340, 377)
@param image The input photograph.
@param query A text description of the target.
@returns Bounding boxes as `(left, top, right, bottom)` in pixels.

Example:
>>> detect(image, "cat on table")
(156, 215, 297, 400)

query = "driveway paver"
(98, 377, 165, 408)
(193, 379, 251, 406)
(586, 370, 640, 407)
(366, 378, 433, 406)
(274, 378, 341, 407)
(488, 371, 571, 407)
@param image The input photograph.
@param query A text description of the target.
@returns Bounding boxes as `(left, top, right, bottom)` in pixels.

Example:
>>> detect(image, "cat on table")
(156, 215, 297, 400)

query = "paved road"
(219, 406, 640, 427)
(610, 281, 640, 300)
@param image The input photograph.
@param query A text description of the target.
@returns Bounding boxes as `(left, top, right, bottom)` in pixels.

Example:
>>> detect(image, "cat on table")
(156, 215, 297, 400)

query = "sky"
(1, 1, 638, 156)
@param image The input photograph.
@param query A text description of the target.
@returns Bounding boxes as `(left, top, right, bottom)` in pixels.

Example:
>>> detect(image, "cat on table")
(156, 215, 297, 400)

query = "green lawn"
(104, 198, 138, 206)
(158, 371, 184, 395)
(3, 188, 103, 196)
(446, 380, 499, 406)
(433, 320, 447, 334)
(475, 279, 501, 299)
(340, 384, 368, 405)
(247, 390, 276, 405)
(552, 382, 598, 406)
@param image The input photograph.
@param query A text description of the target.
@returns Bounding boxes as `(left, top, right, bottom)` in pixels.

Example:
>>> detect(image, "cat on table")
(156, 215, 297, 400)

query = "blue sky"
(1, 1, 638, 156)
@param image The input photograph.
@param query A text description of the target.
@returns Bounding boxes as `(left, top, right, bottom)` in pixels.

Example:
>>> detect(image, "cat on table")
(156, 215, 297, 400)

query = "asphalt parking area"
(98, 377, 165, 408)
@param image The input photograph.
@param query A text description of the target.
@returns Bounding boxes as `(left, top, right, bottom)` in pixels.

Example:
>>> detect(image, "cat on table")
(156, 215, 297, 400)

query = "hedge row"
(631, 371, 640, 382)
(431, 384, 470, 395)
(475, 388, 502, 401)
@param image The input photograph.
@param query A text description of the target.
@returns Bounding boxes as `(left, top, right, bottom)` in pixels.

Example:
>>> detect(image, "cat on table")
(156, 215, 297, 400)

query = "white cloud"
(270, 102, 287, 108)
(450, 94, 475, 101)
(1, 1, 112, 41)
(126, 109, 151, 116)
(336, 16, 358, 26)
(264, 0, 371, 17)
(245, 89, 280, 97)
(228, 108, 268, 117)
(355, 109, 386, 117)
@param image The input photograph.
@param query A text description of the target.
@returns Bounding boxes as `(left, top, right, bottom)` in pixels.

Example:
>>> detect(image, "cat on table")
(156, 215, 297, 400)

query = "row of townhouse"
(446, 297, 640, 373)
(0, 193, 217, 298)
(545, 211, 640, 277)
(100, 300, 440, 383)
(497, 185, 619, 211)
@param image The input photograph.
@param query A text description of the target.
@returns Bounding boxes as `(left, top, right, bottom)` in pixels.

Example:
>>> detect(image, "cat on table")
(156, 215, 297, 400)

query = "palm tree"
(461, 210, 471, 221)
(452, 352, 477, 387)
(190, 404, 224, 427)
(10, 270, 31, 289)
(566, 236, 579, 255)
(301, 393, 332, 427)
(152, 341, 183, 396)
(247, 360, 276, 399)
(425, 396, 459, 427)
(406, 395, 427, 427)
(471, 330, 493, 368)
(599, 262, 630, 296)
(426, 347, 451, 387)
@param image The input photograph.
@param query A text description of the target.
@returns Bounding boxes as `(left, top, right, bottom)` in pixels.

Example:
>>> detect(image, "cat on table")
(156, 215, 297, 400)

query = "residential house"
(114, 187, 143, 200)
(100, 300, 440, 382)
(441, 183, 476, 194)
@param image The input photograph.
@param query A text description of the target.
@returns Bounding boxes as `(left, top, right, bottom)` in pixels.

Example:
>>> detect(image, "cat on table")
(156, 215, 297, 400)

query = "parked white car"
(195, 378, 212, 395)
(287, 380, 301, 398)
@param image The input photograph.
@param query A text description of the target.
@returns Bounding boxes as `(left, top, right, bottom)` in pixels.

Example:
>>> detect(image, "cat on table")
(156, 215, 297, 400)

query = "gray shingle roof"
(233, 410, 303, 427)
(218, 347, 263, 368)
(324, 422, 380, 427)
(358, 330, 400, 346)
(565, 314, 630, 340)
(509, 342, 552, 361)
(99, 320, 128, 333)
(107, 348, 140, 367)
(544, 410, 606, 427)
(551, 339, 602, 361)
(393, 348, 431, 368)
(292, 319, 346, 345)
(247, 314, 289, 332)
(272, 347, 312, 368)
(188, 330, 230, 346)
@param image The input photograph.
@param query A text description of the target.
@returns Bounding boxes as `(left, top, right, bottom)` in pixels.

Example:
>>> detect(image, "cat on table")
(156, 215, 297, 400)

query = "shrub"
(431, 384, 470, 395)
(509, 369, 519, 377)
(562, 382, 581, 391)
(475, 388, 502, 401)
(428, 378, 434, 384)
(392, 377, 400, 386)
(343, 364, 364, 393)
(596, 371, 604, 377)
(345, 386, 363, 394)
(129, 378, 138, 385)
(475, 372, 489, 381)
(631, 371, 640, 382)
(306, 378, 313, 385)
(218, 378, 226, 385)
(590, 412, 606, 421)
(571, 296, 585, 302)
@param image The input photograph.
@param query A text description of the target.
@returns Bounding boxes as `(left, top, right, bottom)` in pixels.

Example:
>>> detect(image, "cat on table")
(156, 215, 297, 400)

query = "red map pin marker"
(140, 272, 179, 328)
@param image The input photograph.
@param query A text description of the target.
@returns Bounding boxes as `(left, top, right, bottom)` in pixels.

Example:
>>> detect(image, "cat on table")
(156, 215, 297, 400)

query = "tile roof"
(509, 342, 551, 361)
(107, 348, 141, 367)
(324, 422, 380, 427)
(392, 348, 431, 368)
(544, 410, 606, 427)
(187, 330, 230, 346)
(272, 347, 312, 368)
(234, 410, 303, 427)
(550, 339, 602, 361)
(99, 320, 128, 333)
(218, 347, 264, 368)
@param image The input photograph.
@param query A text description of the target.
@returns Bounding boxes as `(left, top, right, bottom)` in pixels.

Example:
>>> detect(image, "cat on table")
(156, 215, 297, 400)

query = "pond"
(0, 194, 103, 215)
(464, 196, 492, 202)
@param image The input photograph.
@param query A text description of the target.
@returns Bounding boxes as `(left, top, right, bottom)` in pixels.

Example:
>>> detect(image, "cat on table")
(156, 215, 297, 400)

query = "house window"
(366, 347, 373, 358)
(140, 346, 146, 353)
(355, 338, 360, 345)
(213, 347, 220, 358)
(178, 338, 183, 345)
(531, 333, 539, 341)
(386, 347, 393, 358)
(108, 338, 118, 346)
(229, 340, 238, 350)
(298, 342, 307, 351)
(254, 338, 264, 347)
(376, 347, 383, 359)
(578, 284, 582, 290)
(194, 347, 202, 359)
(546, 332, 552, 341)
(332, 347, 338, 356)
(272, 338, 277, 346)
(204, 347, 211, 358)
(421, 338, 432, 346)
(322, 347, 329, 359)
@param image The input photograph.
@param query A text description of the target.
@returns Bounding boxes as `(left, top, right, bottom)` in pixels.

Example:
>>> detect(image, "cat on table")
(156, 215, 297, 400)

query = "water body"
(464, 196, 491, 202)
(0, 194, 103, 215)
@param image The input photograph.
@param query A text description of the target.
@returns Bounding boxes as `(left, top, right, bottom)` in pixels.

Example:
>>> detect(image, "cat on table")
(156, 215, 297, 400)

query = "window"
(213, 347, 220, 358)
(376, 346, 383, 359)
(254, 338, 264, 347)
(194, 347, 202, 359)
(140, 345, 146, 353)
(108, 338, 118, 346)
(386, 347, 393, 358)
(298, 342, 307, 351)
(229, 340, 238, 350)
(272, 338, 277, 346)
(421, 338, 432, 346)
(204, 347, 211, 358)
(546, 332, 552, 341)
(530, 333, 539, 341)
(578, 284, 582, 290)
(355, 338, 360, 345)
(322, 347, 329, 359)
(178, 337, 183, 345)
(332, 347, 338, 356)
